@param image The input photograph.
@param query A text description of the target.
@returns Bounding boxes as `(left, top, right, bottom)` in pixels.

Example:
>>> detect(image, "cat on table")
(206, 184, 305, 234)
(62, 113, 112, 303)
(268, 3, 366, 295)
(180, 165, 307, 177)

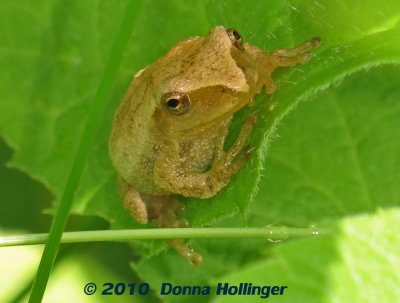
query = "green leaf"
(1, 0, 399, 228)
(1, 1, 400, 301)
(213, 208, 400, 303)
(249, 65, 400, 226)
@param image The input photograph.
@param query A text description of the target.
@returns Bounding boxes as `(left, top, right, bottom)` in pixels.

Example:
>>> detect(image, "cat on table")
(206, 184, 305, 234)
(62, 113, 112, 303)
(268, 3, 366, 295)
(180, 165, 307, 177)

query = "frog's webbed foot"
(146, 195, 203, 266)
(119, 177, 148, 224)
(167, 239, 203, 266)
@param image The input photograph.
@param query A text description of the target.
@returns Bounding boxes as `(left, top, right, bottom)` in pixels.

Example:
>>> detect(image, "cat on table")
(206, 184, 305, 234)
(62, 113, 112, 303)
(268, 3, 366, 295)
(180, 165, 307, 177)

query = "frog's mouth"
(196, 99, 250, 130)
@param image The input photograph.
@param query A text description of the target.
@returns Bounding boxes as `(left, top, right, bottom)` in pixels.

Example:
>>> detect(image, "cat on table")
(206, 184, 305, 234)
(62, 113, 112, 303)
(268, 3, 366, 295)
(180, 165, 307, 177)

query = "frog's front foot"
(262, 37, 320, 94)
(271, 37, 320, 65)
(211, 114, 256, 181)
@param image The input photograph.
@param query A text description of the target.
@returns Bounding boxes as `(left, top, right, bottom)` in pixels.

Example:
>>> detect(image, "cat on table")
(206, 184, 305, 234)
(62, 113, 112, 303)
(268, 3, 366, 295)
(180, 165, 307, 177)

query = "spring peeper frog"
(109, 26, 320, 265)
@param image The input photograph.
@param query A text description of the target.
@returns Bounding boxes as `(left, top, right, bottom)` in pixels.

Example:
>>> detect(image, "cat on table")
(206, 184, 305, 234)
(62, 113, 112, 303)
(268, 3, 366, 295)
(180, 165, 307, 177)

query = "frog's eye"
(226, 28, 244, 50)
(161, 92, 191, 115)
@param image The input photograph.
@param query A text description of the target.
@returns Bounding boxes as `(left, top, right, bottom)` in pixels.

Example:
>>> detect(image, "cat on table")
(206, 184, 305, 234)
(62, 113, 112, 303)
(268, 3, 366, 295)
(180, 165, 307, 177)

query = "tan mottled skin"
(109, 26, 320, 265)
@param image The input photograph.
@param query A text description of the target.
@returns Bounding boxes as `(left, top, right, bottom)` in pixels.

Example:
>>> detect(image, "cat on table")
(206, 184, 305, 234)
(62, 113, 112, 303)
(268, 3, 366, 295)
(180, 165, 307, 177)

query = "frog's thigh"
(118, 178, 148, 224)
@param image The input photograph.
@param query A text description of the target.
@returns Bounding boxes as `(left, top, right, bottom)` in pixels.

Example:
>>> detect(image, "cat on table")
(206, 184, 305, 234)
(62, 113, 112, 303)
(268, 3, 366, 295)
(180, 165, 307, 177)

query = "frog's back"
(109, 71, 166, 195)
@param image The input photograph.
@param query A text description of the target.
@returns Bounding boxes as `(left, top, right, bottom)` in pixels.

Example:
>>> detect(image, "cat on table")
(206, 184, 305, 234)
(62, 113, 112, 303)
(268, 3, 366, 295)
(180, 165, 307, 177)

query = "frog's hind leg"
(167, 239, 203, 266)
(145, 195, 203, 266)
(118, 177, 148, 224)
(118, 179, 202, 265)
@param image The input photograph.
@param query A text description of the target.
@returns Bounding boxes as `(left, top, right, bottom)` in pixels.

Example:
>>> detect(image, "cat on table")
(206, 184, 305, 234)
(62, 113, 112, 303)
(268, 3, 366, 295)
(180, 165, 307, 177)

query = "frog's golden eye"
(226, 28, 244, 50)
(161, 92, 191, 115)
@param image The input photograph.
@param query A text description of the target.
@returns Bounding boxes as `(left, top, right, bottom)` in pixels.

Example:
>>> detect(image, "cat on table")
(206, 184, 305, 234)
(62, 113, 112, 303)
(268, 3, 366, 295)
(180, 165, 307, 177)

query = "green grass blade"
(0, 226, 328, 247)
(28, 1, 142, 301)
